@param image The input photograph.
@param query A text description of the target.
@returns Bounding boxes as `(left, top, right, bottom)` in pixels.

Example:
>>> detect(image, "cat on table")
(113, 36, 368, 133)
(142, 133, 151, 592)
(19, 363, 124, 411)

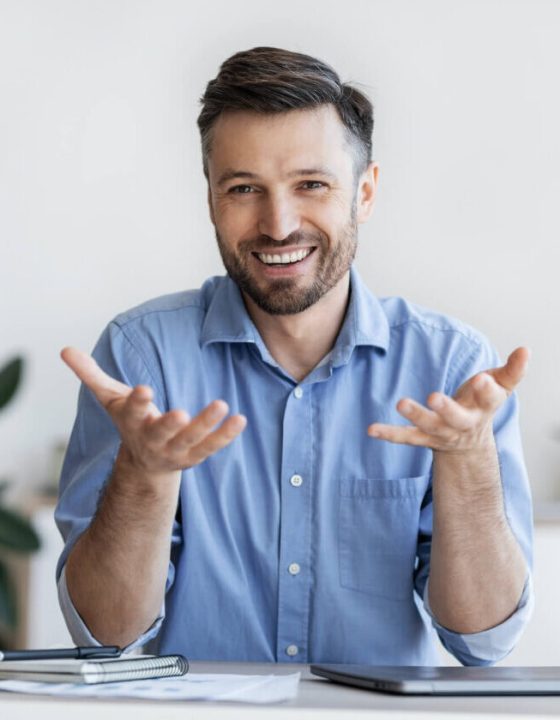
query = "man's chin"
(242, 282, 324, 316)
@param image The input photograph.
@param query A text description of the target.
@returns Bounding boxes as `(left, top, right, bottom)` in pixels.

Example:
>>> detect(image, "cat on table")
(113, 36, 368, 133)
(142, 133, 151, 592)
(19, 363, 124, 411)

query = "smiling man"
(56, 47, 533, 665)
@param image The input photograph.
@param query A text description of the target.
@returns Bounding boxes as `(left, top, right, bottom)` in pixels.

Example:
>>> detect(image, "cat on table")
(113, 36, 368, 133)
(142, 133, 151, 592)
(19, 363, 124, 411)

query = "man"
(56, 47, 533, 665)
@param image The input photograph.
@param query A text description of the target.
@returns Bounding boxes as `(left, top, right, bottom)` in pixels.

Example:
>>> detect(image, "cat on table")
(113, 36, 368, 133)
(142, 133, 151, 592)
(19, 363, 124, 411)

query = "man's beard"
(215, 209, 358, 316)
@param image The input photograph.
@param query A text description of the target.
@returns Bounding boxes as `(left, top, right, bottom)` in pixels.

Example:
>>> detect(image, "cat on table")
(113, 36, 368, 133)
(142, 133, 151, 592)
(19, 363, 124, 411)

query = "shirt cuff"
(423, 573, 534, 666)
(57, 565, 164, 652)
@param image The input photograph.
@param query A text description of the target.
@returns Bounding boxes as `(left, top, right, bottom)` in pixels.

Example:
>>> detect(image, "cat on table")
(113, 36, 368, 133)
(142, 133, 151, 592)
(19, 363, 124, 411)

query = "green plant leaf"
(0, 560, 17, 627)
(0, 507, 40, 552)
(0, 357, 23, 411)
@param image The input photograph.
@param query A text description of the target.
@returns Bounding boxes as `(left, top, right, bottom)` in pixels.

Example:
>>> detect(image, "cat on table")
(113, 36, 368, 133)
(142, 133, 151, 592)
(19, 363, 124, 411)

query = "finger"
(166, 400, 230, 452)
(181, 414, 247, 466)
(427, 392, 476, 431)
(61, 347, 131, 406)
(143, 409, 191, 444)
(396, 398, 442, 435)
(471, 373, 506, 412)
(487, 346, 530, 393)
(367, 422, 434, 447)
(119, 384, 159, 425)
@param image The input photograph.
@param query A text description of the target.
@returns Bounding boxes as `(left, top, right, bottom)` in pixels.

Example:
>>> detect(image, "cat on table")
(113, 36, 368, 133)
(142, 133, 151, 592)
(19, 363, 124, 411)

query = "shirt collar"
(200, 275, 259, 347)
(200, 267, 390, 362)
(329, 266, 390, 368)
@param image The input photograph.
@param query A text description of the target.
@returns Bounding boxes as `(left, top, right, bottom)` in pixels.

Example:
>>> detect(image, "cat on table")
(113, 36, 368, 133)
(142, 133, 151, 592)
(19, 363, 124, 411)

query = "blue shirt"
(56, 267, 533, 666)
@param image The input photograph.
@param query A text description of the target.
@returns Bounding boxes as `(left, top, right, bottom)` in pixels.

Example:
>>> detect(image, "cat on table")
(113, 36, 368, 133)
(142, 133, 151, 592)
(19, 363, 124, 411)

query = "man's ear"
(356, 162, 379, 224)
(207, 184, 216, 226)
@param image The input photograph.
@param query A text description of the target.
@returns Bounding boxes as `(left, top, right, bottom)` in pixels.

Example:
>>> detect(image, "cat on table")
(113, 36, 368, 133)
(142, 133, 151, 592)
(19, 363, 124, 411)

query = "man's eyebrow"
(216, 167, 338, 187)
(287, 167, 338, 181)
(216, 170, 259, 187)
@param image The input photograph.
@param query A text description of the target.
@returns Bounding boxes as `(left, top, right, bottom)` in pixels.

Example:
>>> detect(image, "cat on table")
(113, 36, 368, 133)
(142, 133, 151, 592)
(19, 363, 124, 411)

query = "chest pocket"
(338, 475, 430, 600)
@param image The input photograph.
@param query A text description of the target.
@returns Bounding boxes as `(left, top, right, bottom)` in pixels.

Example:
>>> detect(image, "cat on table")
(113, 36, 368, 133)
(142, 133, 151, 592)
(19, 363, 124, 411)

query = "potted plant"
(0, 357, 41, 631)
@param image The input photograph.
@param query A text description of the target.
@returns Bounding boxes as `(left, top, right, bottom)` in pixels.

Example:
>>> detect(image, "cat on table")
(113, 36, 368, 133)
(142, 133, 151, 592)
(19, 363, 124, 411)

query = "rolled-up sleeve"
(423, 574, 534, 665)
(414, 337, 533, 666)
(57, 565, 164, 651)
(55, 321, 180, 651)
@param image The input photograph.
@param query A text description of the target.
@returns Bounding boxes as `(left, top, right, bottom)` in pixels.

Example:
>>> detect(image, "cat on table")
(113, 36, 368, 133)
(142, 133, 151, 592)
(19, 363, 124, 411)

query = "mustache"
(241, 230, 325, 252)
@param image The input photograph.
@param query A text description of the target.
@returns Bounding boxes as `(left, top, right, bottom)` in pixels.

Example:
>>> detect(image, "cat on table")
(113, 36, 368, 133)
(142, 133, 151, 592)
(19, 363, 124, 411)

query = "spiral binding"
(86, 655, 189, 683)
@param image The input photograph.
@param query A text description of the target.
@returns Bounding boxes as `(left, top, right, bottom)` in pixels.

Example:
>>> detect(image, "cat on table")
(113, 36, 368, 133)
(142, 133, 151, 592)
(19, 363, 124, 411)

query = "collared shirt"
(56, 267, 533, 665)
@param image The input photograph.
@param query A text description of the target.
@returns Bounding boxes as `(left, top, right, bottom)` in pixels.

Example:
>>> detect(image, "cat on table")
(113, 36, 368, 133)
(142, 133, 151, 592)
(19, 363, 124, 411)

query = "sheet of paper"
(0, 672, 300, 704)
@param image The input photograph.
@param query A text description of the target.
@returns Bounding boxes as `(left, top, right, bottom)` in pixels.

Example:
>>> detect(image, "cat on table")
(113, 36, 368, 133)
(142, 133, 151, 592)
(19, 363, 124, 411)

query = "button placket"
(276, 384, 312, 662)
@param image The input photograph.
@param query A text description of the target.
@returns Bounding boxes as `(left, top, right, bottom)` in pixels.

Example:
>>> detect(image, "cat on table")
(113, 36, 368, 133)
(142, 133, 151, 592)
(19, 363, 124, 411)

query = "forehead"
(207, 105, 354, 180)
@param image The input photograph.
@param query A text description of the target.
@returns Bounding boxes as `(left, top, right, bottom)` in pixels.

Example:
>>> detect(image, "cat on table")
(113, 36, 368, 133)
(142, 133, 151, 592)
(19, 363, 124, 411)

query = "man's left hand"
(367, 346, 530, 454)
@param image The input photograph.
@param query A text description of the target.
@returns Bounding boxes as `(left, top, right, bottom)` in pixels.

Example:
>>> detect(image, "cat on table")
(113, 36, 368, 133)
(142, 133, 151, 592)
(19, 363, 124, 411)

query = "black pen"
(0, 645, 121, 661)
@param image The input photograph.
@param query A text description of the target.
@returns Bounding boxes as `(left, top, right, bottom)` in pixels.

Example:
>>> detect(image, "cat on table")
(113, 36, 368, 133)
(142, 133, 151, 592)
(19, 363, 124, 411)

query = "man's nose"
(257, 194, 301, 241)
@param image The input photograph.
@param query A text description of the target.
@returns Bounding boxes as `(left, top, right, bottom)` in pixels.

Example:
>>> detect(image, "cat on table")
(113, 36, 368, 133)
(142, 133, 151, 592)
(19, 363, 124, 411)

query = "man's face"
(206, 105, 376, 315)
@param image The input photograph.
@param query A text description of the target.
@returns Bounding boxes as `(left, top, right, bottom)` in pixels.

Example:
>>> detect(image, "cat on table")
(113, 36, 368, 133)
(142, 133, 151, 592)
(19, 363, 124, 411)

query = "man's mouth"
(253, 247, 316, 266)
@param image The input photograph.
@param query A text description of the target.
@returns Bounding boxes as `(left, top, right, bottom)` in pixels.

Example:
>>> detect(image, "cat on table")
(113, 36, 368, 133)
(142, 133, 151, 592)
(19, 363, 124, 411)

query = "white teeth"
(257, 248, 313, 265)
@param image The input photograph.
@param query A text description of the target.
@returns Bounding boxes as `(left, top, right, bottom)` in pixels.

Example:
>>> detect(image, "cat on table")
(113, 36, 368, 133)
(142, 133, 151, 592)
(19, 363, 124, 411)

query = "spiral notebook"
(0, 654, 188, 685)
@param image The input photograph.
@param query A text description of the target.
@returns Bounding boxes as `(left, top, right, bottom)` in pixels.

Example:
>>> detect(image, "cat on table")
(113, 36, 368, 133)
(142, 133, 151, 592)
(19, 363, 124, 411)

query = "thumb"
(487, 346, 530, 393)
(61, 347, 132, 406)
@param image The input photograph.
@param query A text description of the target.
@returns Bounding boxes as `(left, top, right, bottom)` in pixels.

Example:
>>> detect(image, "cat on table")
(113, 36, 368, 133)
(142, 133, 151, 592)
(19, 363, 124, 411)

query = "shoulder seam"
(389, 318, 483, 347)
(108, 321, 166, 404)
(113, 301, 206, 329)
(444, 342, 482, 397)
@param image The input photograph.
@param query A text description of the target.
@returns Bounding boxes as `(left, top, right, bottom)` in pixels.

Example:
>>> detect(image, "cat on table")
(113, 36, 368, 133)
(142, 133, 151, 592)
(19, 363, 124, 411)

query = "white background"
(1, 0, 559, 501)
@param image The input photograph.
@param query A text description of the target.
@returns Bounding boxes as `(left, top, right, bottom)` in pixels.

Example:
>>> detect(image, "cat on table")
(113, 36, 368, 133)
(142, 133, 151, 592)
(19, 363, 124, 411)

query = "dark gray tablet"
(310, 665, 560, 695)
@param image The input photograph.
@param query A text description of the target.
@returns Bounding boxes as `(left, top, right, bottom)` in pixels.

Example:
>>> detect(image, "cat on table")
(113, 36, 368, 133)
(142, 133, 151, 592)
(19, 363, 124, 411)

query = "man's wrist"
(112, 444, 182, 500)
(432, 434, 504, 507)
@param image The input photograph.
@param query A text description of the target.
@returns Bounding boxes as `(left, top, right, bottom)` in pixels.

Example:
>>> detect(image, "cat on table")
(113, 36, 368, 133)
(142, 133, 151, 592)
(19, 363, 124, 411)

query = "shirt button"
(288, 562, 301, 575)
(293, 386, 303, 399)
(290, 474, 303, 487)
(286, 644, 299, 657)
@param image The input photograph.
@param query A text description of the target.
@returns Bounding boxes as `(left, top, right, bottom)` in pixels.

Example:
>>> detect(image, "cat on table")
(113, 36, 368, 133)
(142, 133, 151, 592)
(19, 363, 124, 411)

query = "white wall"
(1, 0, 559, 500)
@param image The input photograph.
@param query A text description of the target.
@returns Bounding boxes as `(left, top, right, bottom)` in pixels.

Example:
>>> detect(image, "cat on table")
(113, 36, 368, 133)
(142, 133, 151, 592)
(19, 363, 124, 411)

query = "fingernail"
(208, 401, 227, 419)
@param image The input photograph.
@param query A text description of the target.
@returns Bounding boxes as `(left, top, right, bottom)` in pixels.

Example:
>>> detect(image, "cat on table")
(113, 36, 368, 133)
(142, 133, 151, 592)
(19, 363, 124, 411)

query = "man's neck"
(242, 273, 351, 383)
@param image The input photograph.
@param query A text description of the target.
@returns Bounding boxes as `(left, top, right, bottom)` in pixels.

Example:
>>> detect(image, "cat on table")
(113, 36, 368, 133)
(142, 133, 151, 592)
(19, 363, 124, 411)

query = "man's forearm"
(65, 446, 181, 647)
(428, 438, 527, 634)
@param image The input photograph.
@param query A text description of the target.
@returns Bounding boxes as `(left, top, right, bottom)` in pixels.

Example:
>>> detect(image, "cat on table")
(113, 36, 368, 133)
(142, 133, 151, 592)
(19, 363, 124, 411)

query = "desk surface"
(2, 661, 560, 719)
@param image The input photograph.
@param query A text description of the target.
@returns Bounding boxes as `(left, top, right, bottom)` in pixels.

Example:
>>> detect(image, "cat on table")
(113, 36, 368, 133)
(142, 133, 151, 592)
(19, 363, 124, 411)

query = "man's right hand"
(61, 347, 247, 477)
(60, 345, 246, 646)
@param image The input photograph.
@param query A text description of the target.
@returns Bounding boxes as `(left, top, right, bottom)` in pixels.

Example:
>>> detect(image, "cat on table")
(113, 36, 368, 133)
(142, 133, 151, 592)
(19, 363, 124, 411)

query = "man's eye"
(229, 185, 254, 194)
(301, 181, 325, 190)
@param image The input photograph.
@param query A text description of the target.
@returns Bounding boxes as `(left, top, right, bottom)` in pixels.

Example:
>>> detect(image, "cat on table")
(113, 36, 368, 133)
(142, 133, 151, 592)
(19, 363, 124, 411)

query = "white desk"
(2, 662, 560, 719)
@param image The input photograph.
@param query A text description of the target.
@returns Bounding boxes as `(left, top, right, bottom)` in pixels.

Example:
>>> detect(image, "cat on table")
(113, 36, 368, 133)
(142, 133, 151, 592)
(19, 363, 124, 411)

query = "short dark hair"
(197, 46, 373, 178)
